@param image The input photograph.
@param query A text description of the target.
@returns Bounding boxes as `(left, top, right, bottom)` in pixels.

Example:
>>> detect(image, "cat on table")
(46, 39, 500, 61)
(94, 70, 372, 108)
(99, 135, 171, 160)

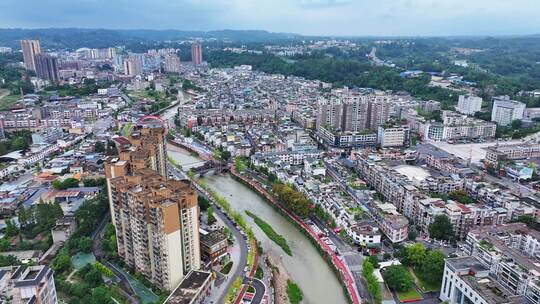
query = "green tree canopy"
(383, 265, 414, 292)
(428, 214, 455, 241)
(419, 250, 446, 284)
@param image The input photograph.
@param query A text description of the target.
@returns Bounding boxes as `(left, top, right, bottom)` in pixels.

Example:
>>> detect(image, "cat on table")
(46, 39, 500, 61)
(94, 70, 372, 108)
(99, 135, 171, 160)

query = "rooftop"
(165, 270, 213, 304)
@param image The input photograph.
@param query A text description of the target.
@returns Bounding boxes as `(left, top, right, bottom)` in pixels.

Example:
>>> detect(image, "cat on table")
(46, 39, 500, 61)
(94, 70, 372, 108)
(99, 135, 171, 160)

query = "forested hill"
(0, 28, 301, 49)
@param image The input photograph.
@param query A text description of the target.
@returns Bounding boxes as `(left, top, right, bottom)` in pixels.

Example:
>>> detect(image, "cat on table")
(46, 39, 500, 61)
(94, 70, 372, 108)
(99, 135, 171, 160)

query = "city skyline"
(1, 0, 540, 36)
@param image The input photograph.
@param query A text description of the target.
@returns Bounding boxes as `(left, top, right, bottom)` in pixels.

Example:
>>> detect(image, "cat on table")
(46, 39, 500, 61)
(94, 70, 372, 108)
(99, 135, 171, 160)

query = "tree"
(516, 214, 537, 228)
(18, 207, 29, 228)
(94, 141, 105, 153)
(448, 190, 474, 204)
(0, 254, 20, 266)
(0, 239, 10, 251)
(51, 253, 71, 273)
(221, 150, 231, 162)
(511, 119, 523, 129)
(207, 206, 216, 225)
(69, 282, 90, 299)
(52, 178, 80, 190)
(383, 265, 414, 292)
(78, 237, 93, 253)
(428, 215, 455, 241)
(408, 229, 418, 241)
(89, 286, 114, 304)
(11, 137, 29, 151)
(84, 268, 103, 287)
(4, 219, 18, 237)
(368, 255, 380, 269)
(406, 243, 426, 268)
(198, 196, 210, 211)
(419, 250, 446, 284)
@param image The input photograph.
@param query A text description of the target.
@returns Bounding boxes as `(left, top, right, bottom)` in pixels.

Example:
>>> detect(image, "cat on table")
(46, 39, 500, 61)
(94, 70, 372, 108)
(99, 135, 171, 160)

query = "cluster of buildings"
(353, 146, 538, 243)
(441, 223, 540, 304)
(179, 65, 325, 110)
(19, 39, 205, 88)
(315, 88, 411, 148)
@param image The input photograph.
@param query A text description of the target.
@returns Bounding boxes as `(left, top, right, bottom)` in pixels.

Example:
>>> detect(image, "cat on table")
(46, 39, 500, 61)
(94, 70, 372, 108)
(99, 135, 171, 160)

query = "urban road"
(167, 162, 253, 304)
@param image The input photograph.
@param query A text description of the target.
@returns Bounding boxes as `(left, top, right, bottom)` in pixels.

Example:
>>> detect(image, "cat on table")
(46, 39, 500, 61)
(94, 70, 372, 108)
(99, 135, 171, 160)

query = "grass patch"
(287, 280, 303, 304)
(221, 261, 233, 275)
(0, 93, 20, 110)
(247, 285, 255, 293)
(245, 211, 292, 256)
(408, 268, 440, 293)
(397, 288, 423, 302)
(255, 265, 264, 279)
(122, 122, 133, 137)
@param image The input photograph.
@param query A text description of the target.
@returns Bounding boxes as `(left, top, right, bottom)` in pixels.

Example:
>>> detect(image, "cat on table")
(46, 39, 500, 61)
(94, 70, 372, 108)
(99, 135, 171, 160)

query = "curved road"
(167, 162, 248, 304)
(242, 277, 266, 304)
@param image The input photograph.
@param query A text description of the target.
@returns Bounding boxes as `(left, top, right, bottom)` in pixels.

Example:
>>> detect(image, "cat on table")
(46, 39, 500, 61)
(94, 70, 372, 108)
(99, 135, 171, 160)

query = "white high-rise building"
(491, 96, 525, 126)
(456, 95, 482, 115)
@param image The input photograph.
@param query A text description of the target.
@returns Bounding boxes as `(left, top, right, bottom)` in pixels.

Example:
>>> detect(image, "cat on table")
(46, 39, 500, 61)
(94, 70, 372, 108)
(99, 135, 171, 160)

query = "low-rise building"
(377, 125, 410, 148)
(164, 270, 214, 304)
(0, 265, 57, 304)
(200, 230, 228, 265)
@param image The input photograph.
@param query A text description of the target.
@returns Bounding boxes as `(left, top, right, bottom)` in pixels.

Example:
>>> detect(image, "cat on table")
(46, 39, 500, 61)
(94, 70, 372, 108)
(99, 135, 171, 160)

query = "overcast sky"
(1, 0, 540, 36)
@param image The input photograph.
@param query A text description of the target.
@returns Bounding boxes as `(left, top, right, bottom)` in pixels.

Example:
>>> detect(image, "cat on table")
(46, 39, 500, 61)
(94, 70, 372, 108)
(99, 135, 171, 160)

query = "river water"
(167, 145, 348, 304)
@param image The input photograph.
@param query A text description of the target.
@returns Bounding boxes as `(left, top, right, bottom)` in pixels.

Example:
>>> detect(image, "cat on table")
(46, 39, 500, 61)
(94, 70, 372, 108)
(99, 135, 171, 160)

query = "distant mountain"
(0, 28, 302, 50)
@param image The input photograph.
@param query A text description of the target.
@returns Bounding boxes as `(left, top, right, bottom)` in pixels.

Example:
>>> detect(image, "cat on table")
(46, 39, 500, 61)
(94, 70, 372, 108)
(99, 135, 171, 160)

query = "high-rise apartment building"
(123, 57, 144, 76)
(105, 124, 200, 291)
(20, 39, 41, 71)
(367, 97, 391, 130)
(491, 96, 525, 126)
(164, 53, 181, 73)
(34, 54, 59, 82)
(456, 95, 482, 115)
(191, 41, 203, 65)
(106, 168, 200, 291)
(316, 88, 391, 132)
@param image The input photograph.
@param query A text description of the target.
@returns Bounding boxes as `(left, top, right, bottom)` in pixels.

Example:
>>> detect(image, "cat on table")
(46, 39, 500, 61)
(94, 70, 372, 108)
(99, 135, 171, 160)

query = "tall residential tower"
(105, 124, 200, 291)
(191, 41, 203, 65)
(21, 39, 41, 71)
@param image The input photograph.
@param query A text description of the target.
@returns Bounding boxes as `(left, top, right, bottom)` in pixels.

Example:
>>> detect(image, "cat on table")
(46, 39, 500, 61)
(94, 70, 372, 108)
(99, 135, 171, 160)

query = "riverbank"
(168, 145, 348, 304)
(267, 253, 291, 304)
(246, 211, 292, 256)
(230, 168, 359, 304)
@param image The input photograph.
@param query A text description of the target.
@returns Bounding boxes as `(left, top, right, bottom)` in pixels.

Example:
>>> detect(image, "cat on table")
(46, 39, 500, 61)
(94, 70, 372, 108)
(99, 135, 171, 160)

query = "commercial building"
(21, 39, 41, 71)
(424, 111, 496, 141)
(491, 96, 526, 126)
(200, 230, 228, 264)
(164, 54, 181, 73)
(377, 125, 410, 148)
(440, 223, 540, 303)
(0, 265, 57, 304)
(439, 256, 525, 304)
(123, 57, 144, 76)
(35, 54, 59, 82)
(191, 41, 203, 65)
(456, 95, 482, 115)
(484, 143, 540, 166)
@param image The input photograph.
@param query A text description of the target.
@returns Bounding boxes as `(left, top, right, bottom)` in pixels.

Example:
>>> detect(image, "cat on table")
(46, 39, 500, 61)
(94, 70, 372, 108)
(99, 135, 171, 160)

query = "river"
(167, 145, 348, 304)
